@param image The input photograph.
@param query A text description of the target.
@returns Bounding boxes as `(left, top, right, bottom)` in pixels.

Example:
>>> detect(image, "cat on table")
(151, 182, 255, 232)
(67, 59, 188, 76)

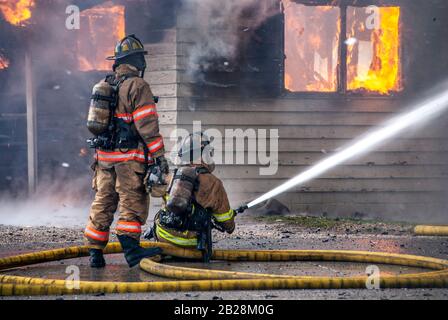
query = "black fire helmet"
(107, 34, 148, 61)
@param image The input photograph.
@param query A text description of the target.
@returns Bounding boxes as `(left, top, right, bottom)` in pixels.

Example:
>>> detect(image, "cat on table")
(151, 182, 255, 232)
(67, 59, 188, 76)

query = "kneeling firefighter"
(84, 35, 168, 268)
(145, 132, 237, 262)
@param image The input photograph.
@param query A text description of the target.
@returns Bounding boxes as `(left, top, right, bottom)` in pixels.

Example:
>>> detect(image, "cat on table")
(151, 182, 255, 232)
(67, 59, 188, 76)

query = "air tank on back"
(166, 167, 197, 215)
(87, 80, 115, 136)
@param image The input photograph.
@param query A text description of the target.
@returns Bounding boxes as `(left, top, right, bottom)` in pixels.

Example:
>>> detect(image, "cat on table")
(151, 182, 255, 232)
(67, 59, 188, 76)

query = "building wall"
(170, 1, 448, 223)
(175, 96, 448, 223)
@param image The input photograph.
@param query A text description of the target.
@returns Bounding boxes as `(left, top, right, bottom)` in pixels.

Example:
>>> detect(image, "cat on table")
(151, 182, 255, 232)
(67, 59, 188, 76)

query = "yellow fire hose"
(1, 241, 448, 296)
(414, 225, 448, 236)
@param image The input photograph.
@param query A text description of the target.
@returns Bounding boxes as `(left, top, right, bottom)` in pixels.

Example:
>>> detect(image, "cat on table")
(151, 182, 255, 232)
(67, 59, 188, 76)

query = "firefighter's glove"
(156, 155, 169, 175)
(145, 156, 169, 195)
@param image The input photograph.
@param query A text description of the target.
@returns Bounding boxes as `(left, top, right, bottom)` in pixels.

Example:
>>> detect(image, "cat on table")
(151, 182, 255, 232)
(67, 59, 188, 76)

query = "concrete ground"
(1, 215, 447, 300)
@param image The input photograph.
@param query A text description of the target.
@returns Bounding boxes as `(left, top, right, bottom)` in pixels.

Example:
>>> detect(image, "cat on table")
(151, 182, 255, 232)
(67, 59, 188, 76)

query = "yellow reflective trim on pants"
(156, 224, 197, 247)
(213, 209, 234, 222)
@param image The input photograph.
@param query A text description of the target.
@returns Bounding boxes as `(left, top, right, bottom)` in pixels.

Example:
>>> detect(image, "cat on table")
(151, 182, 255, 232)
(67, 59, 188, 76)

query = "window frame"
(281, 0, 404, 98)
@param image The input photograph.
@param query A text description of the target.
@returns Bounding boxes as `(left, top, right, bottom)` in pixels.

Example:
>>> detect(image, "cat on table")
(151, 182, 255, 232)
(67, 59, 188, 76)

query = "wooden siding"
(175, 97, 448, 223)
(170, 1, 448, 223)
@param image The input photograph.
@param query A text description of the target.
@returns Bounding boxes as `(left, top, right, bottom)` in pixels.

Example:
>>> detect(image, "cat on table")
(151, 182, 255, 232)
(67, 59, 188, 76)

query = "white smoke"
(0, 176, 91, 227)
(0, 199, 89, 227)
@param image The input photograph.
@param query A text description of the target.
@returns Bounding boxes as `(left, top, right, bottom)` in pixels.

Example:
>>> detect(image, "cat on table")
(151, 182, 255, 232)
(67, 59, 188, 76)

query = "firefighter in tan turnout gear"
(84, 35, 167, 268)
(145, 132, 236, 261)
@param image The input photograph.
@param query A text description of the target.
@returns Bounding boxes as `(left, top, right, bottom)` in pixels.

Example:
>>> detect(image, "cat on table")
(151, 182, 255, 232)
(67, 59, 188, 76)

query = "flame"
(347, 7, 401, 94)
(0, 53, 9, 69)
(77, 1, 125, 71)
(283, 1, 340, 92)
(0, 0, 35, 26)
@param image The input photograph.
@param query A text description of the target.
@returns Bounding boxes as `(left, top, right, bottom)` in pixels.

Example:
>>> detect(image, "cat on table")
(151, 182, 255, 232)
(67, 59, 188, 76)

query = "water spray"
(238, 88, 448, 211)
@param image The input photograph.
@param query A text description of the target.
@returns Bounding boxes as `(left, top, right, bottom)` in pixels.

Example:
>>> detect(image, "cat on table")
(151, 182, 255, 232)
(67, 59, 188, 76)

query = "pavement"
(1, 215, 448, 300)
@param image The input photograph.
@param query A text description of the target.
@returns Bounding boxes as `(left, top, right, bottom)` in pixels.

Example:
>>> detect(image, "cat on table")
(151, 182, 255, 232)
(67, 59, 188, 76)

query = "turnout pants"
(84, 162, 149, 249)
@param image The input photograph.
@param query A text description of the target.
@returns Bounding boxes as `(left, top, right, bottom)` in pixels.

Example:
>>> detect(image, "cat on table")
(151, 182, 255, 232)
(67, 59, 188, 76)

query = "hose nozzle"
(235, 204, 248, 214)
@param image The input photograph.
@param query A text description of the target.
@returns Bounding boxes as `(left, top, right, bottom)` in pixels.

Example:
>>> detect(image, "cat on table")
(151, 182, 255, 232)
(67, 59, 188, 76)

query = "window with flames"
(283, 0, 402, 95)
(0, 0, 124, 72)
(76, 1, 125, 72)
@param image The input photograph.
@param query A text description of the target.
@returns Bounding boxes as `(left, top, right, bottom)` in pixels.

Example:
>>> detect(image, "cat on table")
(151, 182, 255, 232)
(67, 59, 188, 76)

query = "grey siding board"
(200, 139, 448, 152)
(222, 178, 448, 193)
(177, 110, 444, 126)
(177, 97, 405, 112)
(166, 124, 447, 139)
(157, 150, 448, 166)
(213, 165, 448, 179)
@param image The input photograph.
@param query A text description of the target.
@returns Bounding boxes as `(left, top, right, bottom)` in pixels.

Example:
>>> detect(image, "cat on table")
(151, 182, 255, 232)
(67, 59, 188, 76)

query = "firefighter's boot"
(117, 235, 162, 267)
(89, 249, 106, 268)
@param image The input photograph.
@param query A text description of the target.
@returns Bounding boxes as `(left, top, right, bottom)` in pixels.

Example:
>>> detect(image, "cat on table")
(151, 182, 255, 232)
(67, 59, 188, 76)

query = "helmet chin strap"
(139, 67, 146, 79)
(139, 55, 147, 78)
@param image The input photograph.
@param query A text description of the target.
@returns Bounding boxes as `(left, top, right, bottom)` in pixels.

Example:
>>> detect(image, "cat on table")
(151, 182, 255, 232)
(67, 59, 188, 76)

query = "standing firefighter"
(84, 35, 167, 268)
(146, 132, 236, 261)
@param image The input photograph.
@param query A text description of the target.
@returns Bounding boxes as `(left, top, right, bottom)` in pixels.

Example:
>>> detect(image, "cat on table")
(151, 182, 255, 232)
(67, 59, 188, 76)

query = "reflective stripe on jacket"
(96, 150, 153, 164)
(96, 64, 165, 167)
(115, 104, 157, 123)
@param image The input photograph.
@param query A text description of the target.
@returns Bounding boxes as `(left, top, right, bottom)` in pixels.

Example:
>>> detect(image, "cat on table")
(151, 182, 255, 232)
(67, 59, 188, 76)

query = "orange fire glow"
(0, 54, 9, 70)
(347, 7, 402, 94)
(284, 1, 340, 92)
(0, 0, 35, 26)
(77, 1, 125, 71)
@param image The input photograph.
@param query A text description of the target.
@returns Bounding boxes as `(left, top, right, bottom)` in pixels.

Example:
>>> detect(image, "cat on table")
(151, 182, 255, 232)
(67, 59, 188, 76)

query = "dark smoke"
(178, 0, 279, 80)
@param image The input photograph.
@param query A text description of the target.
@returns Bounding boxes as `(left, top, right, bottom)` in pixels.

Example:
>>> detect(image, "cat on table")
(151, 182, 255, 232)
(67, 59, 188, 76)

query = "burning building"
(0, 0, 448, 223)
